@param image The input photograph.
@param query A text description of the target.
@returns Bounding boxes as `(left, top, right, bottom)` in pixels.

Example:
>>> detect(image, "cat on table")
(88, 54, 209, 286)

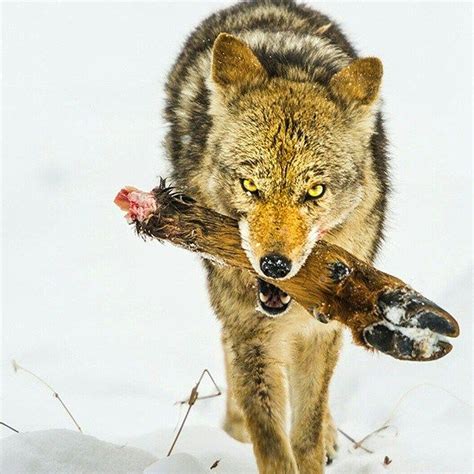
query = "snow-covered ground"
(1, 2, 472, 473)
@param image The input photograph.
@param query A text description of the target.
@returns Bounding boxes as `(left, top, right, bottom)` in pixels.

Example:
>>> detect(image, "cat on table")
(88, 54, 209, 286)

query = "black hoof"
(378, 289, 459, 337)
(363, 324, 414, 358)
(363, 322, 452, 361)
(415, 311, 456, 336)
(367, 288, 459, 361)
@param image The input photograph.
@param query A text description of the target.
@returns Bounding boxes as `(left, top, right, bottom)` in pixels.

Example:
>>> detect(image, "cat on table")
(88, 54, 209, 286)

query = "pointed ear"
(329, 58, 383, 107)
(211, 33, 268, 90)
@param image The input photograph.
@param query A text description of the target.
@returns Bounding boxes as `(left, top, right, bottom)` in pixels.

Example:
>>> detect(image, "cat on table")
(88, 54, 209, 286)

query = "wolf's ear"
(211, 33, 268, 90)
(329, 58, 383, 107)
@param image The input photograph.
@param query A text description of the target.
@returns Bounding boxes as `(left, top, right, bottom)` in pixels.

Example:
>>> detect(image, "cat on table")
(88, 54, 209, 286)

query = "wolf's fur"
(165, 1, 389, 472)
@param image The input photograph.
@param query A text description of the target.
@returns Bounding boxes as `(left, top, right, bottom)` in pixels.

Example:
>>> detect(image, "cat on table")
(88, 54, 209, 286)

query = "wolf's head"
(206, 33, 383, 316)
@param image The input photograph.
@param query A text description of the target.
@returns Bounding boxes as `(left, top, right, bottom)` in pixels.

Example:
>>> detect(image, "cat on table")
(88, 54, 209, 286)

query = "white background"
(2, 2, 472, 473)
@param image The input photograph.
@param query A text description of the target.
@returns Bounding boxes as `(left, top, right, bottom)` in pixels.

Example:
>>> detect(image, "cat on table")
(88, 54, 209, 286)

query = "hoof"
(363, 289, 459, 361)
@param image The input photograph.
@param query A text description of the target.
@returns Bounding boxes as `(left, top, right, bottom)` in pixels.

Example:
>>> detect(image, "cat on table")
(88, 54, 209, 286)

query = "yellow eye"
(306, 184, 326, 200)
(241, 178, 258, 194)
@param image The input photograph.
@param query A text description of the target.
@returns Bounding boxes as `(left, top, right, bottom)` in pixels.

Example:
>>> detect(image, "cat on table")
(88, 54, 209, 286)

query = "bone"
(114, 181, 460, 362)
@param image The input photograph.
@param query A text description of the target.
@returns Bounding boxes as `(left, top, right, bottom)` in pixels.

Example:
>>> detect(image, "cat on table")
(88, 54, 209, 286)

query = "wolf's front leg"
(289, 327, 342, 474)
(222, 337, 250, 443)
(232, 340, 299, 474)
(207, 265, 298, 473)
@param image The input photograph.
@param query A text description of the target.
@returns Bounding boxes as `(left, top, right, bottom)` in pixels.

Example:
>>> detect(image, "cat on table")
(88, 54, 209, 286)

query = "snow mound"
(123, 425, 257, 473)
(144, 453, 206, 473)
(0, 429, 157, 474)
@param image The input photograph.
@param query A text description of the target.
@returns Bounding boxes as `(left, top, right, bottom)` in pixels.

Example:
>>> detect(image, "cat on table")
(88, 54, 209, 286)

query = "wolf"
(164, 1, 389, 472)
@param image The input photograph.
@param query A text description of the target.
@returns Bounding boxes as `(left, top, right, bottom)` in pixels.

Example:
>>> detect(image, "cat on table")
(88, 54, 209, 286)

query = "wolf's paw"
(324, 417, 338, 465)
(363, 289, 459, 361)
(223, 417, 251, 444)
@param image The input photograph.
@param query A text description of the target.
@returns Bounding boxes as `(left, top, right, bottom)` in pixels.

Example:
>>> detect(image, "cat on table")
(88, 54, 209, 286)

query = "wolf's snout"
(260, 254, 292, 279)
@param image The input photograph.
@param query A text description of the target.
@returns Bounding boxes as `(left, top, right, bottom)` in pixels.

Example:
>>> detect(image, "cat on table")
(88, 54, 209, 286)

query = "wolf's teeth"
(280, 294, 291, 305)
(259, 292, 270, 303)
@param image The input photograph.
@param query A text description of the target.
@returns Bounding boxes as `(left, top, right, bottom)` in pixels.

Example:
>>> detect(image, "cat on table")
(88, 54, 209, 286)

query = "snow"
(396, 325, 444, 359)
(1, 429, 157, 473)
(144, 453, 206, 473)
(2, 2, 472, 474)
(383, 307, 405, 326)
(0, 429, 215, 474)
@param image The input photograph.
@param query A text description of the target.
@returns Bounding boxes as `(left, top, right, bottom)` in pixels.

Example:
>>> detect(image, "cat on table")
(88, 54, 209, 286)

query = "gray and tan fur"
(164, 1, 389, 472)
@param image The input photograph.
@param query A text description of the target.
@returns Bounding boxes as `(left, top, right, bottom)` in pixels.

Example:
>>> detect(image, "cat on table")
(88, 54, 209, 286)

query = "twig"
(353, 425, 392, 450)
(12, 360, 82, 433)
(167, 387, 197, 457)
(337, 428, 373, 454)
(1, 421, 20, 433)
(167, 369, 221, 457)
(175, 369, 222, 405)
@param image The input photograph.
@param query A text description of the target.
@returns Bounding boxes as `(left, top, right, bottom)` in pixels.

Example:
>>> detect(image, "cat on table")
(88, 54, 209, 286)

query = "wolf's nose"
(260, 254, 292, 279)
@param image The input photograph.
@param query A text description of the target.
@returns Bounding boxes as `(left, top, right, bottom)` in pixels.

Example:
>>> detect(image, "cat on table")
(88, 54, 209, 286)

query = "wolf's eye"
(306, 184, 326, 201)
(241, 178, 259, 195)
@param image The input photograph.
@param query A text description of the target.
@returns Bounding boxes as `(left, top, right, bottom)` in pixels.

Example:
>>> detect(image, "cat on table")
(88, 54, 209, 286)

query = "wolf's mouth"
(257, 278, 292, 316)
